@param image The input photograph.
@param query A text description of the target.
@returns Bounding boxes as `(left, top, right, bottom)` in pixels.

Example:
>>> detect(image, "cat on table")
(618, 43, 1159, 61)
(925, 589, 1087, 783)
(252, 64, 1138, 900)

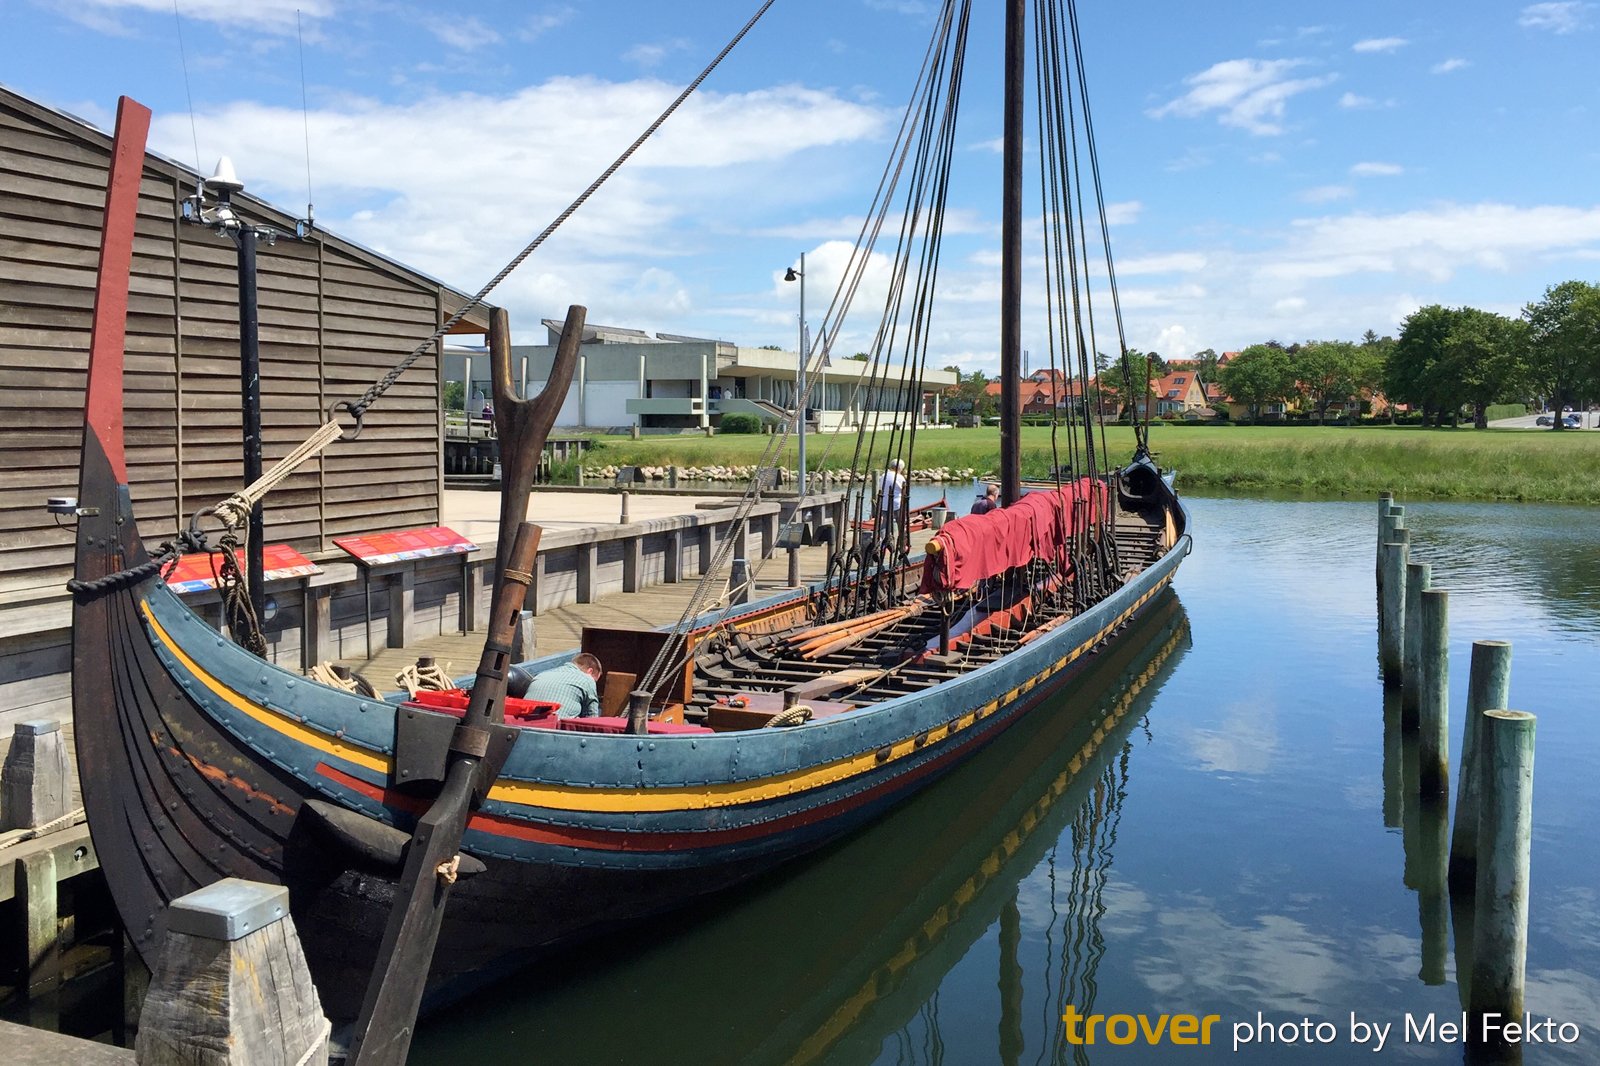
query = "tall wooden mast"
(999, 0, 1025, 505)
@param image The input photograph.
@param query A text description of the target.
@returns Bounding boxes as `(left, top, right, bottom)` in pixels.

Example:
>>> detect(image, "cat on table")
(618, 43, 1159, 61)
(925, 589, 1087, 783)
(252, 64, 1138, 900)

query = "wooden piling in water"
(1468, 711, 1536, 1055)
(1418, 589, 1450, 796)
(1376, 495, 1394, 573)
(729, 558, 750, 605)
(1450, 641, 1513, 893)
(1401, 561, 1431, 729)
(2, 720, 69, 831)
(1379, 538, 1408, 679)
(136, 878, 329, 1065)
(1377, 505, 1404, 590)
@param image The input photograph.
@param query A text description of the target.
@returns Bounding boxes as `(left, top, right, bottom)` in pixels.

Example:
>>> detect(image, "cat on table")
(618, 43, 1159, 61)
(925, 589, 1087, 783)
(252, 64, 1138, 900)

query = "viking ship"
(69, 0, 1192, 1056)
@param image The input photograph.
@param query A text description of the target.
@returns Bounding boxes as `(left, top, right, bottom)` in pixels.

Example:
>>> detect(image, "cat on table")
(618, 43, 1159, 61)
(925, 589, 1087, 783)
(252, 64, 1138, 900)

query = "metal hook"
(330, 400, 366, 441)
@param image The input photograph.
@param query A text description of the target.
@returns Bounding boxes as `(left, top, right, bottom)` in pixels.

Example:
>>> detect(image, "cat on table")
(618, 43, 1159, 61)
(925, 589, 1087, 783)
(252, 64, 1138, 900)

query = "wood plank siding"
(0, 88, 490, 602)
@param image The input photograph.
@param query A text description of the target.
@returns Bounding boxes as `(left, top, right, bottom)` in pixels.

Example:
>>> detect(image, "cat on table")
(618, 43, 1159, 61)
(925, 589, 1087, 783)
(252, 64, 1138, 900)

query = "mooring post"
(626, 689, 652, 736)
(787, 546, 800, 588)
(1377, 505, 1404, 589)
(136, 879, 329, 1065)
(1450, 641, 1513, 893)
(1418, 589, 1450, 796)
(2, 720, 69, 831)
(1401, 561, 1431, 729)
(619, 490, 630, 525)
(668, 465, 679, 489)
(1379, 538, 1408, 680)
(729, 558, 750, 606)
(1467, 711, 1536, 1056)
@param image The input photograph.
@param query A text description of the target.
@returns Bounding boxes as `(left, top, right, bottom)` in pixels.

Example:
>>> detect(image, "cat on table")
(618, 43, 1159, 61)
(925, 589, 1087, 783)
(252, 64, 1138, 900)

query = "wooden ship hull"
(75, 420, 1187, 1019)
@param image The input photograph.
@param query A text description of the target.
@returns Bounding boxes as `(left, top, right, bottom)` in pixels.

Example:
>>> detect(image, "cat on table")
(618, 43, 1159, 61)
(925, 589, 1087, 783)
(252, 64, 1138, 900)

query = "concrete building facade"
(444, 321, 958, 433)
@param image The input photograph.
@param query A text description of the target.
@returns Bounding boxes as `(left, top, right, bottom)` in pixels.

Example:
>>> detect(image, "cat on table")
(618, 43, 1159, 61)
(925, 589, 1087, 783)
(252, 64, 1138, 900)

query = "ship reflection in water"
(412, 594, 1191, 1066)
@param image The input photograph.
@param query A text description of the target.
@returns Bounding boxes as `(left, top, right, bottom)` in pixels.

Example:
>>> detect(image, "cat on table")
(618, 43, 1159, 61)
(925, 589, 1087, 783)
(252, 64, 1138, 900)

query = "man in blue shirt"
(521, 653, 603, 718)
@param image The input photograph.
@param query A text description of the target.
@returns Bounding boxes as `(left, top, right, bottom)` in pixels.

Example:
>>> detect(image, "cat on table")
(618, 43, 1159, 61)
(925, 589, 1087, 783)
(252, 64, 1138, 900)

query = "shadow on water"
(411, 595, 1193, 1066)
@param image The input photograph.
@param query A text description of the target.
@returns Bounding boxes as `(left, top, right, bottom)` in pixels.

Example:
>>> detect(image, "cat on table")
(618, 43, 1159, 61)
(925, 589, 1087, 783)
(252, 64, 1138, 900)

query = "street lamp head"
(783, 267, 801, 282)
(205, 156, 244, 195)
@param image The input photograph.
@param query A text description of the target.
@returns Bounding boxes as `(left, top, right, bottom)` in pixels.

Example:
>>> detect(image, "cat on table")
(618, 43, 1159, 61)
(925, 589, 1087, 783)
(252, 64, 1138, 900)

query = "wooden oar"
(345, 309, 584, 1065)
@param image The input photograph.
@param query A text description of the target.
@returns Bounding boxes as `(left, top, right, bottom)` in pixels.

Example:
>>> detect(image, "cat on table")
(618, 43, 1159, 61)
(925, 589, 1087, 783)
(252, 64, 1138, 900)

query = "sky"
(4, 0, 1599, 376)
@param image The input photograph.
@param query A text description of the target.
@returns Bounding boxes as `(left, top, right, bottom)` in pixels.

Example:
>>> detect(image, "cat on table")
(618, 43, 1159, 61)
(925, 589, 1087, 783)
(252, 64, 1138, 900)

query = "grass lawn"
(574, 425, 1600, 504)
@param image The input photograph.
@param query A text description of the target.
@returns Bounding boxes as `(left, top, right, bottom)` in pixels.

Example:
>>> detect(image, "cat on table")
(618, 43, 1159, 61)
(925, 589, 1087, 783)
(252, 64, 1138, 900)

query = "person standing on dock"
(877, 459, 908, 552)
(523, 653, 604, 718)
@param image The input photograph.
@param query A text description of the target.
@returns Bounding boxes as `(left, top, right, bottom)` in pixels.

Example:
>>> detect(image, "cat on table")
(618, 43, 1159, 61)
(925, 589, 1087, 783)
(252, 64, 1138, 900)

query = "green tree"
(443, 380, 465, 411)
(1350, 342, 1389, 420)
(1218, 344, 1293, 422)
(1389, 305, 1467, 426)
(1192, 348, 1220, 383)
(1441, 309, 1529, 429)
(1296, 340, 1361, 424)
(846, 352, 870, 362)
(1524, 280, 1600, 430)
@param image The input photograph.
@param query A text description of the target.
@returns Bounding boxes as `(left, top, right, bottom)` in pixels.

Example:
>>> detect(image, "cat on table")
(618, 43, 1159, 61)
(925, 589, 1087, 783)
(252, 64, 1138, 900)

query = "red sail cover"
(919, 479, 1108, 594)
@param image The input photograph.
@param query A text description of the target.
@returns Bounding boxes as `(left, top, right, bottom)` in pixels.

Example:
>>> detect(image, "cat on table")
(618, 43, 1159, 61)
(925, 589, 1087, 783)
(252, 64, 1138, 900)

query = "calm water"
(412, 496, 1600, 1065)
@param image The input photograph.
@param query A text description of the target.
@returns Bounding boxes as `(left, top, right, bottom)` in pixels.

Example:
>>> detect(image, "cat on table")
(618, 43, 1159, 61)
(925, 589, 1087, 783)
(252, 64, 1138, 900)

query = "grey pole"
(1450, 641, 1512, 893)
(1377, 505, 1405, 591)
(1418, 588, 1450, 795)
(1468, 711, 1536, 1055)
(1379, 538, 1408, 679)
(1401, 560, 1431, 728)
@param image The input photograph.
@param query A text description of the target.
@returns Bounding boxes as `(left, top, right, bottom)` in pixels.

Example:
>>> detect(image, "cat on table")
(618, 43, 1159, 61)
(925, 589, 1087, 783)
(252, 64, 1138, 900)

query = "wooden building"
(0, 86, 490, 722)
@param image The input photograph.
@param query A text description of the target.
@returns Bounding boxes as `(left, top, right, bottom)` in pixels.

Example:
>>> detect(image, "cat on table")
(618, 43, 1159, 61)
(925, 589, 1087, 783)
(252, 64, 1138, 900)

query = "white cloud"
(1350, 161, 1404, 177)
(518, 6, 576, 43)
(1154, 324, 1196, 357)
(1271, 203, 1600, 284)
(67, 0, 331, 34)
(1431, 58, 1471, 74)
(1352, 37, 1408, 53)
(1149, 59, 1336, 136)
(147, 79, 886, 334)
(1519, 2, 1593, 34)
(969, 136, 1005, 154)
(624, 39, 690, 68)
(1119, 253, 1208, 275)
(1338, 92, 1374, 108)
(1273, 296, 1307, 314)
(421, 14, 500, 51)
(1300, 184, 1354, 203)
(1164, 147, 1214, 172)
(1104, 201, 1143, 225)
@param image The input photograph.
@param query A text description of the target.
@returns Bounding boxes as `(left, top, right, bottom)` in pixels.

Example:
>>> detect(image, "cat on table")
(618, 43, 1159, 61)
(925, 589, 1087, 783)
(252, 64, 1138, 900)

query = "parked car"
(1563, 415, 1582, 428)
(1536, 415, 1554, 426)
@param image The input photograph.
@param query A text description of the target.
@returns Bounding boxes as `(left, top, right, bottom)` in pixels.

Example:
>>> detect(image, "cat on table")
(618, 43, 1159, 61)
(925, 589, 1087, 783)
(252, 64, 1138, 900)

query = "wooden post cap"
(13, 719, 61, 736)
(167, 878, 289, 941)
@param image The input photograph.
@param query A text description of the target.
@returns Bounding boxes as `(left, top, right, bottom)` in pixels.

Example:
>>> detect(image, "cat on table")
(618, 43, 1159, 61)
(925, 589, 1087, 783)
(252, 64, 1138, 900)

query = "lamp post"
(784, 254, 805, 495)
(182, 157, 312, 621)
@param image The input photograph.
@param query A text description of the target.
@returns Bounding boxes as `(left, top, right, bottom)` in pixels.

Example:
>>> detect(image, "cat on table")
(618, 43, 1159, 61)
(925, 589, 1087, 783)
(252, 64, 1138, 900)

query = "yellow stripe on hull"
(140, 575, 1168, 815)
